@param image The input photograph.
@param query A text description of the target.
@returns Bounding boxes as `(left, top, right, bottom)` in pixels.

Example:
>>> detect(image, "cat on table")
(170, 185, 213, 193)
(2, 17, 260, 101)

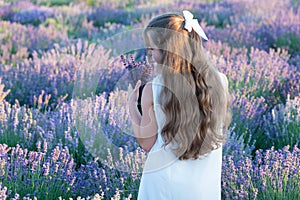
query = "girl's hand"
(127, 80, 142, 103)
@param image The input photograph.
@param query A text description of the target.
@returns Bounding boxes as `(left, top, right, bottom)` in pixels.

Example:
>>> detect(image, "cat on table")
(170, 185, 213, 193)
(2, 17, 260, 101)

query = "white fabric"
(183, 10, 209, 41)
(137, 74, 223, 200)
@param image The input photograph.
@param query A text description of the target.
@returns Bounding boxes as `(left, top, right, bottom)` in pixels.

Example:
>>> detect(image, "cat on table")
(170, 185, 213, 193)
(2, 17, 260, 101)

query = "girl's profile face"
(146, 33, 163, 64)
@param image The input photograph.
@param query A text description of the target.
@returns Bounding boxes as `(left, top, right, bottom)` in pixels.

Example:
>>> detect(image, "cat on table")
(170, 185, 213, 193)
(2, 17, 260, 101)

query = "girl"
(128, 10, 231, 200)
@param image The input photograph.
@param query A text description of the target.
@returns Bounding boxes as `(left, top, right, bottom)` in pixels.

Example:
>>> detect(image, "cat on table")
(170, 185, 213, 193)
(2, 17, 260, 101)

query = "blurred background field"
(0, 0, 299, 199)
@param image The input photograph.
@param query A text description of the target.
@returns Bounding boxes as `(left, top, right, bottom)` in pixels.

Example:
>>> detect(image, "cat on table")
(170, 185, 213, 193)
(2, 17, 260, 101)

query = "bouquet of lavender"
(121, 54, 153, 114)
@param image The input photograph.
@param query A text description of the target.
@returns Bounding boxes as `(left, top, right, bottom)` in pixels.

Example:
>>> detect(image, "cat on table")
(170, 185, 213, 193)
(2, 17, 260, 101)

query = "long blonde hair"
(143, 12, 231, 160)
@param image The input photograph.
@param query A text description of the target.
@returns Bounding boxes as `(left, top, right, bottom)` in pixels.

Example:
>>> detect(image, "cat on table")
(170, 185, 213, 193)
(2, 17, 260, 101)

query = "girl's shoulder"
(217, 72, 228, 91)
(151, 75, 164, 89)
(152, 74, 163, 82)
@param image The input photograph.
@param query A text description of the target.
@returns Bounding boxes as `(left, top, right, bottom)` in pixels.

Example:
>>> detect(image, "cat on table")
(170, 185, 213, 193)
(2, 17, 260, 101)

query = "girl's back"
(137, 73, 226, 200)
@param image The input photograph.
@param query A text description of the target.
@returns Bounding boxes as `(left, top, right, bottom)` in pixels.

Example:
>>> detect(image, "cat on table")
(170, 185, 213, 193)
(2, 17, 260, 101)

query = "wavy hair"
(143, 12, 231, 160)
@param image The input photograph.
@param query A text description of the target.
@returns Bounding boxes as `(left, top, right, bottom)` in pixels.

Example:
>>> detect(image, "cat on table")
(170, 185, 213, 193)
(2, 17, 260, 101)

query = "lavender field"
(0, 0, 299, 199)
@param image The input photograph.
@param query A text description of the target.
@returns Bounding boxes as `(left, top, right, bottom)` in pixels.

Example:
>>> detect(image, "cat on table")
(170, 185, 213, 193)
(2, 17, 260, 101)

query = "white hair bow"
(183, 10, 208, 41)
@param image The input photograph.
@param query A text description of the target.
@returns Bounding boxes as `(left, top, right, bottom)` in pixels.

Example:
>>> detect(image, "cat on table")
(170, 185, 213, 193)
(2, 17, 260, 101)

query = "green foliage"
(38, 0, 74, 6)
(85, 0, 95, 6)
(275, 33, 300, 56)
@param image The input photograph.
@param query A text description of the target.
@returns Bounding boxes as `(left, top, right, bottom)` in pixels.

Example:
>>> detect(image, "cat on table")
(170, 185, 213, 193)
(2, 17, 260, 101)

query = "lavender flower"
(222, 145, 300, 199)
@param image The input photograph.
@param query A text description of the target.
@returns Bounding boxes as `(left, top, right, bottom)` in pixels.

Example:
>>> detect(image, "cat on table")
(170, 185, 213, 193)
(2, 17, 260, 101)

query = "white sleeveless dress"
(137, 75, 223, 200)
